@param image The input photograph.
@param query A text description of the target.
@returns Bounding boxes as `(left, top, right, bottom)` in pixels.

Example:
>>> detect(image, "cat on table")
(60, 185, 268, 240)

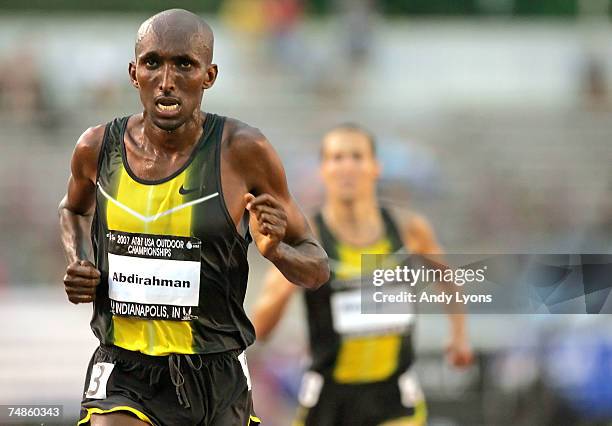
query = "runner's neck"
(322, 196, 384, 246)
(140, 111, 205, 155)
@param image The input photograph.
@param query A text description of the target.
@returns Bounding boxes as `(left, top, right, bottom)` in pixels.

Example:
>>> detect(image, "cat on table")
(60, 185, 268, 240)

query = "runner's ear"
(129, 61, 139, 88)
(202, 64, 218, 90)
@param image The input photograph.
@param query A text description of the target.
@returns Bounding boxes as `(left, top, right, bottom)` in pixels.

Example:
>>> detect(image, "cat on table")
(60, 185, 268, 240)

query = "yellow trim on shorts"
(248, 414, 262, 425)
(291, 405, 308, 426)
(77, 405, 154, 425)
(378, 400, 428, 426)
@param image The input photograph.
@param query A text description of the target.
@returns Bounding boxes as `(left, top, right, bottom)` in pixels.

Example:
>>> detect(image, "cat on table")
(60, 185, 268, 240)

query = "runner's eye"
(179, 60, 192, 70)
(145, 58, 158, 68)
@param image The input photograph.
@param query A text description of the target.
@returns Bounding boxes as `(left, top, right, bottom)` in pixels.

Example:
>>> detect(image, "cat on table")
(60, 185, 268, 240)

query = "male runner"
(253, 124, 473, 426)
(58, 9, 329, 426)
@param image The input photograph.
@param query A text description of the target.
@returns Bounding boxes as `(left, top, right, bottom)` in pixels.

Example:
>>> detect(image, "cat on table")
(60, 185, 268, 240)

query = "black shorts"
(293, 370, 426, 426)
(78, 344, 261, 426)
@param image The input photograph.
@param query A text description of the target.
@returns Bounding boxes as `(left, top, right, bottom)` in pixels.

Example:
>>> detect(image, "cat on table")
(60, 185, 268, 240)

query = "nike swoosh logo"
(179, 184, 205, 195)
(97, 183, 218, 223)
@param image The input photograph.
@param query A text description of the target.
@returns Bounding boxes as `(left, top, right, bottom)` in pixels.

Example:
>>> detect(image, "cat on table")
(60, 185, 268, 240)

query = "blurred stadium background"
(1, 1, 612, 425)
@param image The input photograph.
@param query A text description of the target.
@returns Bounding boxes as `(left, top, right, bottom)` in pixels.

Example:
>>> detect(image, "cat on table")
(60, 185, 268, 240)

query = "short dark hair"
(320, 122, 377, 159)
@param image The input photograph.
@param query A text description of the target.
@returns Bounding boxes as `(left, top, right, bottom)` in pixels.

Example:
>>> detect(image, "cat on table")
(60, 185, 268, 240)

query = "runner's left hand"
(244, 193, 287, 260)
(446, 335, 474, 368)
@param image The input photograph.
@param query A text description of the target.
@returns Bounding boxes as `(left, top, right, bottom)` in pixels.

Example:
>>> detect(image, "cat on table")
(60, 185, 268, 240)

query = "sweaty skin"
(252, 127, 474, 369)
(58, 9, 329, 425)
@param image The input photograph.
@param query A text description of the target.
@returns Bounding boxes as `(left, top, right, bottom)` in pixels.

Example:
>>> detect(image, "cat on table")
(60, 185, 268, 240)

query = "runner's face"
(130, 30, 216, 131)
(320, 131, 380, 202)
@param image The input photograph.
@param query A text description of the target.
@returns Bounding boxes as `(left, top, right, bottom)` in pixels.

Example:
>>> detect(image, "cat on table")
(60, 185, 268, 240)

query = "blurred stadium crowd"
(1, 1, 612, 425)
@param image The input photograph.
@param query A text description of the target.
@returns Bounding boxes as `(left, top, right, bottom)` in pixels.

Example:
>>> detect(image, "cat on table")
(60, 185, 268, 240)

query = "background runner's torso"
(304, 208, 415, 383)
(91, 113, 255, 356)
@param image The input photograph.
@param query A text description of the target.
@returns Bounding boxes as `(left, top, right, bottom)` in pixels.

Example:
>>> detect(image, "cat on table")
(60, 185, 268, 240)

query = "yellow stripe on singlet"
(333, 238, 404, 383)
(106, 167, 195, 355)
(333, 239, 392, 281)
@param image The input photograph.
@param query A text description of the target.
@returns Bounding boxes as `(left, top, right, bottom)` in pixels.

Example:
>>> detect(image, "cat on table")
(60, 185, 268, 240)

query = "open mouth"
(155, 98, 181, 113)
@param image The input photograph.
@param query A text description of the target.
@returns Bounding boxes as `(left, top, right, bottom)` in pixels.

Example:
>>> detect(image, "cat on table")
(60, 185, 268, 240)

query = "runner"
(253, 123, 473, 426)
(58, 9, 329, 426)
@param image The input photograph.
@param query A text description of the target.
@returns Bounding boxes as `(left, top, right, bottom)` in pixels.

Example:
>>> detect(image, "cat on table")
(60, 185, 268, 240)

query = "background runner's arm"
(231, 125, 329, 289)
(403, 213, 474, 367)
(252, 267, 298, 341)
(58, 125, 104, 304)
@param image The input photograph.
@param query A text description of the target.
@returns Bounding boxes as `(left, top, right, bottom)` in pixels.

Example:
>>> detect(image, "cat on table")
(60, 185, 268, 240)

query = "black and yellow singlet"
(90, 113, 254, 356)
(304, 208, 415, 384)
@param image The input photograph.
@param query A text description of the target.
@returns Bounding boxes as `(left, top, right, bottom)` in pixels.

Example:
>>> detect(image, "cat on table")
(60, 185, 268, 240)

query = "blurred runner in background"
(253, 123, 474, 426)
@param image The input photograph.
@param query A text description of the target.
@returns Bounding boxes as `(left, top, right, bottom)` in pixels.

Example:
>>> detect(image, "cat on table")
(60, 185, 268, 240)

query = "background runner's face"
(320, 130, 380, 202)
(131, 29, 215, 131)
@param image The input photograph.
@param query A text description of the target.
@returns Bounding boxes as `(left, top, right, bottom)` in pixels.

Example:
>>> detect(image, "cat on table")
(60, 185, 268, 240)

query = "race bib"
(331, 289, 414, 335)
(107, 230, 201, 321)
(85, 362, 115, 399)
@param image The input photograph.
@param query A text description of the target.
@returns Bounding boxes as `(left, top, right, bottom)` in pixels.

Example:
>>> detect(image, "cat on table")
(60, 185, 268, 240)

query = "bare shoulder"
(75, 124, 106, 154)
(71, 124, 106, 182)
(221, 116, 284, 192)
(222, 117, 270, 154)
(384, 206, 422, 230)
(385, 205, 437, 242)
(406, 211, 435, 235)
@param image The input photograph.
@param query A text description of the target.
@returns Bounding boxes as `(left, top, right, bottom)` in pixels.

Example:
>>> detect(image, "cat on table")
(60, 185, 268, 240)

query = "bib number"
(85, 362, 115, 399)
(107, 230, 201, 321)
(331, 289, 414, 335)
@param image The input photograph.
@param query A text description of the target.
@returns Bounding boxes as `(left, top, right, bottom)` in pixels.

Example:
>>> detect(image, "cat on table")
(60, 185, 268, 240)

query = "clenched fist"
(63, 259, 101, 304)
(244, 193, 287, 260)
(446, 336, 474, 368)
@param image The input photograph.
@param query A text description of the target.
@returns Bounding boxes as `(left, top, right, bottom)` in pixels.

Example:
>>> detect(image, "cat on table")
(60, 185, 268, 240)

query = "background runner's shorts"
(293, 369, 426, 426)
(78, 344, 261, 426)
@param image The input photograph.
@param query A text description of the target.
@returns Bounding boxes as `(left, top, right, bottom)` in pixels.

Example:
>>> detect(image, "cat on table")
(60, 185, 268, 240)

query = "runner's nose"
(160, 64, 175, 93)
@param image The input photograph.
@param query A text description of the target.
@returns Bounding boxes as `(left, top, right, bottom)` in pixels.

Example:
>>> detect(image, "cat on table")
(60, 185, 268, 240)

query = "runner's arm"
(403, 213, 473, 367)
(252, 267, 298, 341)
(58, 125, 104, 303)
(230, 125, 329, 289)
